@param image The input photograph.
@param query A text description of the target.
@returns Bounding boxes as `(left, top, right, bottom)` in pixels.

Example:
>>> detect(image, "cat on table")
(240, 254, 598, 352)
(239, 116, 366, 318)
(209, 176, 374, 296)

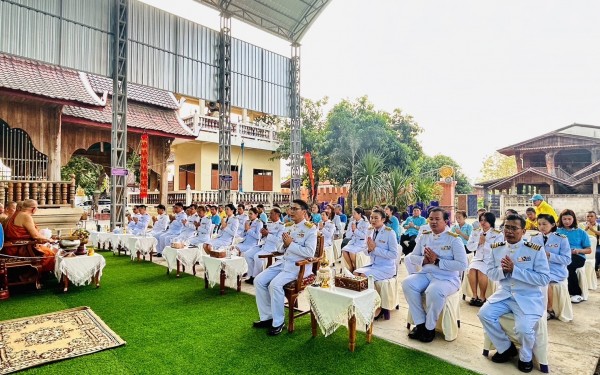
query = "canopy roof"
(195, 0, 331, 43)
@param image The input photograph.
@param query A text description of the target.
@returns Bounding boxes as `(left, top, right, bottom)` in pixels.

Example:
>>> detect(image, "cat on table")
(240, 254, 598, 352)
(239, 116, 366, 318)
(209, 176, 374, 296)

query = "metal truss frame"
(289, 43, 301, 200)
(218, 12, 232, 205)
(111, 0, 129, 229)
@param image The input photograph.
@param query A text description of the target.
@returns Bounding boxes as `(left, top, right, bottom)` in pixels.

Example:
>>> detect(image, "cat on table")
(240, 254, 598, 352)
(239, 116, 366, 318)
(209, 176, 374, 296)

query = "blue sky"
(143, 0, 600, 182)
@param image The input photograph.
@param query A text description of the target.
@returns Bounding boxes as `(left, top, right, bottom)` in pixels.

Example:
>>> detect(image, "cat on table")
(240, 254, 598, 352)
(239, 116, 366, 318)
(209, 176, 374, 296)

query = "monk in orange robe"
(4, 199, 56, 273)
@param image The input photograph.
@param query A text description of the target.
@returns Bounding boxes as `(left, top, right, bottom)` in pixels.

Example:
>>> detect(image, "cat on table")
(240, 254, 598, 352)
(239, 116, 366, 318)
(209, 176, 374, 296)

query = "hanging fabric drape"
(239, 142, 245, 192)
(304, 152, 315, 199)
(140, 133, 149, 199)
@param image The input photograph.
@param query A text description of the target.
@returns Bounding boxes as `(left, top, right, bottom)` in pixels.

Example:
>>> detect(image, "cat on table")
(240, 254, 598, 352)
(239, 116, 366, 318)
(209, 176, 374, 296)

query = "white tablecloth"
(163, 246, 205, 272)
(107, 233, 135, 254)
(54, 253, 106, 287)
(307, 286, 381, 337)
(89, 231, 113, 248)
(203, 255, 248, 289)
(128, 236, 158, 260)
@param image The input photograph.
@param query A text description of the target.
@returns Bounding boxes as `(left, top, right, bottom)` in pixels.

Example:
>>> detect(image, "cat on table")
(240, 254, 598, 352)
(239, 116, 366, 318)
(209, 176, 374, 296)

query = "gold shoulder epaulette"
(422, 230, 432, 235)
(554, 233, 566, 238)
(493, 229, 502, 233)
(285, 222, 294, 227)
(384, 226, 392, 231)
(524, 241, 541, 251)
(491, 242, 506, 249)
(368, 226, 374, 230)
(530, 232, 540, 236)
(447, 231, 459, 238)
(304, 222, 315, 228)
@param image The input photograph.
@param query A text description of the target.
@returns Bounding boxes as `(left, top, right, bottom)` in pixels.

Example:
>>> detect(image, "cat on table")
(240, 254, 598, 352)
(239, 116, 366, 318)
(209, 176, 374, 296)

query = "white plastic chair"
(406, 289, 461, 342)
(549, 279, 573, 322)
(483, 313, 549, 373)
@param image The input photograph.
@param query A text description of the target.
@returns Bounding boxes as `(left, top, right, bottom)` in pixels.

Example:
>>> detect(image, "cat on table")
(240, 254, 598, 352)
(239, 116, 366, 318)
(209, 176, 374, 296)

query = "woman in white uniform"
(203, 204, 239, 253)
(341, 207, 370, 272)
(466, 212, 504, 306)
(235, 207, 263, 254)
(530, 213, 571, 319)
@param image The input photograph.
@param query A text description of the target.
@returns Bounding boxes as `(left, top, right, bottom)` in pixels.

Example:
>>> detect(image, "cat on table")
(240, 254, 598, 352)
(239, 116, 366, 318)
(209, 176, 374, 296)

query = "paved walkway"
(142, 253, 598, 375)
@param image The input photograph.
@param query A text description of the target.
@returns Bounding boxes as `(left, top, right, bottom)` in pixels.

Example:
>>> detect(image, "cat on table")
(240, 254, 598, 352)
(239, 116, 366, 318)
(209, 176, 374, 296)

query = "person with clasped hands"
(478, 215, 550, 373)
(402, 208, 468, 343)
(253, 199, 317, 336)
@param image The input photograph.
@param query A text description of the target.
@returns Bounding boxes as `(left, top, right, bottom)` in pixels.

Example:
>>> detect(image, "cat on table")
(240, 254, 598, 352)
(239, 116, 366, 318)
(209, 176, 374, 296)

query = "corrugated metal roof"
(195, 0, 331, 43)
(0, 53, 106, 107)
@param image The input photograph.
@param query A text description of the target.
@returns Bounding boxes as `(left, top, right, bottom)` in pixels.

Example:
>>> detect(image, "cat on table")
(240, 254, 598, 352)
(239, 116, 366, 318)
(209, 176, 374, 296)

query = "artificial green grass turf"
(0, 253, 475, 375)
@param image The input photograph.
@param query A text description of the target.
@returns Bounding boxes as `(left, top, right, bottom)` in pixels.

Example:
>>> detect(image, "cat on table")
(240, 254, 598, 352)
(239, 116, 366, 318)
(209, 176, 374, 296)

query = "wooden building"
(0, 53, 195, 205)
(477, 124, 600, 215)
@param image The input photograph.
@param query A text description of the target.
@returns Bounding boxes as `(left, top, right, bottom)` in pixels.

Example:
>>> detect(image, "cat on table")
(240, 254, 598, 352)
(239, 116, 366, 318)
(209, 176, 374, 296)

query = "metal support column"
(218, 13, 232, 205)
(289, 43, 302, 200)
(110, 0, 128, 229)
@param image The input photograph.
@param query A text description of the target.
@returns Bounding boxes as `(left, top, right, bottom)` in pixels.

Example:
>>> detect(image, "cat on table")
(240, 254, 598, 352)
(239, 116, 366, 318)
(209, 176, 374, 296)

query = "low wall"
(502, 194, 598, 220)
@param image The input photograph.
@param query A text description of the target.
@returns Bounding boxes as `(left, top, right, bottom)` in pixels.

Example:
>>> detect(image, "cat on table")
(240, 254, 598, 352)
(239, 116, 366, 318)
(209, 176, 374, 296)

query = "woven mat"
(0, 306, 125, 374)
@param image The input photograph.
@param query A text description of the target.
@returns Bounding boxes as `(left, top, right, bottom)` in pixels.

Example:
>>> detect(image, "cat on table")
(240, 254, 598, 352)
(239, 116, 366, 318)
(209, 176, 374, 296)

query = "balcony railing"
(182, 114, 278, 143)
(0, 176, 76, 207)
(166, 186, 290, 208)
(127, 192, 161, 205)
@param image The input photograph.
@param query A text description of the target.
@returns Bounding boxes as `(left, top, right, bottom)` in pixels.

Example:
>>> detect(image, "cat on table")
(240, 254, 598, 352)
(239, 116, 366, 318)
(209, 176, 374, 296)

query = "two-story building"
(477, 123, 600, 216)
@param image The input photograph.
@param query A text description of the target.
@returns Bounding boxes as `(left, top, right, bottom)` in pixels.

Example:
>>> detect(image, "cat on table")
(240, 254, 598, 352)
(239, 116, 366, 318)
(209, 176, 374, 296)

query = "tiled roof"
(86, 74, 179, 109)
(0, 54, 105, 107)
(63, 98, 195, 138)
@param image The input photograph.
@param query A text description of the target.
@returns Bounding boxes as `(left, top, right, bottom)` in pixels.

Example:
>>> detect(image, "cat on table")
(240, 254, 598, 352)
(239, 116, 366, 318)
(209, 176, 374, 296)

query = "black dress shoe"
(408, 323, 425, 340)
(252, 319, 272, 328)
(419, 328, 435, 343)
(244, 277, 254, 285)
(491, 342, 519, 363)
(267, 323, 285, 336)
(155, 253, 162, 257)
(518, 360, 533, 373)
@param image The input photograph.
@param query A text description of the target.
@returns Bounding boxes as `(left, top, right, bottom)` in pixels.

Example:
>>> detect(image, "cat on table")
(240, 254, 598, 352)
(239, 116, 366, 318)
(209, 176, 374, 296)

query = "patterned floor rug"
(0, 306, 125, 374)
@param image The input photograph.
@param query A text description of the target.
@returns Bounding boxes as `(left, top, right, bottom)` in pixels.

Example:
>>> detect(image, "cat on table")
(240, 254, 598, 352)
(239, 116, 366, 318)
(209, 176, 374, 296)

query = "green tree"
(352, 151, 388, 207)
(415, 154, 472, 194)
(479, 152, 517, 181)
(61, 156, 103, 196)
(385, 167, 416, 210)
(273, 97, 328, 202)
(324, 97, 419, 197)
(412, 177, 443, 204)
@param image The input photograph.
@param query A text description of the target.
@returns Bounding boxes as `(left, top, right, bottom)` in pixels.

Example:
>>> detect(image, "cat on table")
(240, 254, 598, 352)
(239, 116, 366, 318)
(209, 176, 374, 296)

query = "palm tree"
(386, 168, 415, 209)
(352, 151, 388, 207)
(412, 177, 442, 205)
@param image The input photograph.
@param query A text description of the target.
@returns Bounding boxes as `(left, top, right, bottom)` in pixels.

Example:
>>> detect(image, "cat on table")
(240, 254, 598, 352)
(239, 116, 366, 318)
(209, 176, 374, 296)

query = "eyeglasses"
(503, 225, 523, 232)
(289, 206, 301, 211)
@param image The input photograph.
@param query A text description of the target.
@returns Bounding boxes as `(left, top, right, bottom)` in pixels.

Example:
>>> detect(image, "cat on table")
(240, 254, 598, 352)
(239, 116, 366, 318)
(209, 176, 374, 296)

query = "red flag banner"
(304, 152, 315, 200)
(140, 134, 149, 199)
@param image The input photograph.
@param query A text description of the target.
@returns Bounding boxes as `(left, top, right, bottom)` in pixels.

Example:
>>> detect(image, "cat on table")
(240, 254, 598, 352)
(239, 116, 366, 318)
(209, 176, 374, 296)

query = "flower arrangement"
(72, 228, 90, 242)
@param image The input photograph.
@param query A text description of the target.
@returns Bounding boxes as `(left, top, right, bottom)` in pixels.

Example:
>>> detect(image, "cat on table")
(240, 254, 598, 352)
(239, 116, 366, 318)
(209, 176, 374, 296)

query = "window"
(211, 164, 239, 190)
(179, 164, 196, 190)
(253, 169, 273, 191)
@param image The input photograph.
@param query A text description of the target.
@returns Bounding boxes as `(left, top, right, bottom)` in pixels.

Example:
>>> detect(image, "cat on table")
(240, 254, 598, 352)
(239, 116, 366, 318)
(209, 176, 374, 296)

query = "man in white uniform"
(253, 200, 317, 336)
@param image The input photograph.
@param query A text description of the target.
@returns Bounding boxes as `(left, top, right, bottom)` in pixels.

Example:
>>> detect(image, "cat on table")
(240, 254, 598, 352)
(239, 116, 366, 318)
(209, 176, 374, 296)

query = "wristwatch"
(434, 258, 440, 266)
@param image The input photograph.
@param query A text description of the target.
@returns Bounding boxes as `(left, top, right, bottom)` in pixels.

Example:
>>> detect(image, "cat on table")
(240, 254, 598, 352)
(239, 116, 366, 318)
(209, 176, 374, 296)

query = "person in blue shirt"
(384, 205, 400, 242)
(310, 203, 322, 225)
(256, 204, 269, 224)
(209, 205, 221, 233)
(556, 209, 591, 304)
(400, 207, 427, 255)
(451, 210, 473, 253)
